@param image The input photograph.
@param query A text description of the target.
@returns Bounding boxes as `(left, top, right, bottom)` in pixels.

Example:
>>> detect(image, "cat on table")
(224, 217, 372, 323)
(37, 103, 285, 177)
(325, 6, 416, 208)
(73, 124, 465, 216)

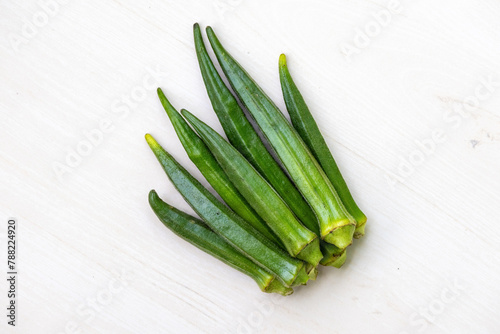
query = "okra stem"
(145, 133, 308, 287)
(181, 109, 323, 267)
(279, 54, 367, 238)
(149, 190, 293, 295)
(320, 242, 347, 268)
(157, 88, 282, 246)
(193, 23, 319, 235)
(205, 26, 356, 249)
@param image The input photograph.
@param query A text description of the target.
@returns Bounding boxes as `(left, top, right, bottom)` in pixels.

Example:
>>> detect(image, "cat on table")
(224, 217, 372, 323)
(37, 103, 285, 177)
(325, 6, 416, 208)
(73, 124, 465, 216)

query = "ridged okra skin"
(148, 190, 293, 295)
(182, 109, 323, 267)
(279, 54, 367, 238)
(193, 23, 319, 234)
(157, 88, 281, 245)
(145, 133, 308, 287)
(205, 26, 356, 249)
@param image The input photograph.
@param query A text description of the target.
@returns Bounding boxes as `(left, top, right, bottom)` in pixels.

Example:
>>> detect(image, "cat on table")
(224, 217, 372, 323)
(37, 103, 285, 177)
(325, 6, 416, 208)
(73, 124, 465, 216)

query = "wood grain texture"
(1, 0, 499, 333)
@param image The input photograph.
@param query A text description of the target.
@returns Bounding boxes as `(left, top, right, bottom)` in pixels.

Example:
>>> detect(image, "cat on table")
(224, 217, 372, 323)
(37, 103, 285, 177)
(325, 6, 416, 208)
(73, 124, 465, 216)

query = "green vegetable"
(157, 88, 281, 246)
(145, 134, 309, 287)
(148, 190, 293, 295)
(193, 23, 319, 235)
(205, 26, 356, 249)
(279, 54, 367, 238)
(320, 243, 347, 268)
(181, 109, 323, 267)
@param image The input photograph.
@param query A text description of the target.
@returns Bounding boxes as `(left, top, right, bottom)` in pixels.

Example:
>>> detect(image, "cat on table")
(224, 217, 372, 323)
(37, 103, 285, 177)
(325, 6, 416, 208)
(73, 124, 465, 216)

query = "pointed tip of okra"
(156, 87, 167, 101)
(279, 53, 287, 68)
(193, 23, 202, 39)
(145, 133, 159, 149)
(156, 87, 169, 105)
(157, 88, 180, 120)
(323, 222, 355, 249)
(205, 26, 223, 53)
(193, 23, 203, 48)
(180, 108, 195, 122)
(148, 189, 159, 203)
(181, 110, 205, 137)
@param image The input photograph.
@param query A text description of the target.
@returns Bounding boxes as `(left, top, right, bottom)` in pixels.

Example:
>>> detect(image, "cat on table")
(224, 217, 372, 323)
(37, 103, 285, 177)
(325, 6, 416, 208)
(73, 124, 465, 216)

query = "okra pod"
(320, 242, 347, 268)
(145, 134, 309, 286)
(148, 190, 293, 295)
(206, 26, 356, 249)
(279, 54, 367, 238)
(193, 23, 318, 234)
(181, 109, 323, 267)
(157, 88, 281, 245)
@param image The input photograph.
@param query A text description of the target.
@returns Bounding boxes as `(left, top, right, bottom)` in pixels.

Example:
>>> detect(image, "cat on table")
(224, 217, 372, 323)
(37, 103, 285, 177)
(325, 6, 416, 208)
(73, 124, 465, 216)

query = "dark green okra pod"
(157, 88, 281, 246)
(279, 54, 367, 238)
(181, 109, 323, 267)
(145, 134, 309, 287)
(148, 190, 293, 295)
(205, 26, 356, 249)
(193, 23, 319, 234)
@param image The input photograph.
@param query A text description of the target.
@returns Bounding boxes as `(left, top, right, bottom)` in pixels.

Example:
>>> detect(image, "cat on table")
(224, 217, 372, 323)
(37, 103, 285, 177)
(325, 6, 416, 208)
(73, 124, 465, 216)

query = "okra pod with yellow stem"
(181, 109, 323, 267)
(193, 23, 318, 233)
(145, 134, 309, 287)
(279, 54, 367, 238)
(149, 190, 293, 295)
(205, 26, 356, 248)
(157, 88, 281, 246)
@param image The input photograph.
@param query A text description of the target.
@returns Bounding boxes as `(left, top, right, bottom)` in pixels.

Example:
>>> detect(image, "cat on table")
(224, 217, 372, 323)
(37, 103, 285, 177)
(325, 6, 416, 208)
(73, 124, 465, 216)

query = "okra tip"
(148, 189, 162, 207)
(279, 53, 287, 68)
(145, 133, 159, 149)
(205, 26, 216, 41)
(180, 108, 196, 123)
(157, 87, 169, 107)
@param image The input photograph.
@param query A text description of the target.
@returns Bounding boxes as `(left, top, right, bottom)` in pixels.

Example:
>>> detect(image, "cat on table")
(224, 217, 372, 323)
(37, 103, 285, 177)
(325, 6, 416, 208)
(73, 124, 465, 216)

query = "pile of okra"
(146, 24, 367, 295)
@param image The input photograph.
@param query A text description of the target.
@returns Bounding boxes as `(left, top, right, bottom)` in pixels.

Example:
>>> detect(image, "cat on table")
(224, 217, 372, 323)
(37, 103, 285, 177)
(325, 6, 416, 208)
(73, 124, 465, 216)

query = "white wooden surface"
(1, 1, 500, 333)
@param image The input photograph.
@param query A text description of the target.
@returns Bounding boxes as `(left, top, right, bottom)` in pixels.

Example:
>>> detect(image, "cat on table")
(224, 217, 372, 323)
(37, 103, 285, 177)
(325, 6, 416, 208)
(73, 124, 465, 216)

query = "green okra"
(145, 134, 309, 287)
(193, 23, 319, 235)
(157, 88, 282, 246)
(320, 242, 347, 268)
(279, 54, 367, 238)
(148, 190, 293, 295)
(181, 109, 323, 267)
(205, 26, 356, 249)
